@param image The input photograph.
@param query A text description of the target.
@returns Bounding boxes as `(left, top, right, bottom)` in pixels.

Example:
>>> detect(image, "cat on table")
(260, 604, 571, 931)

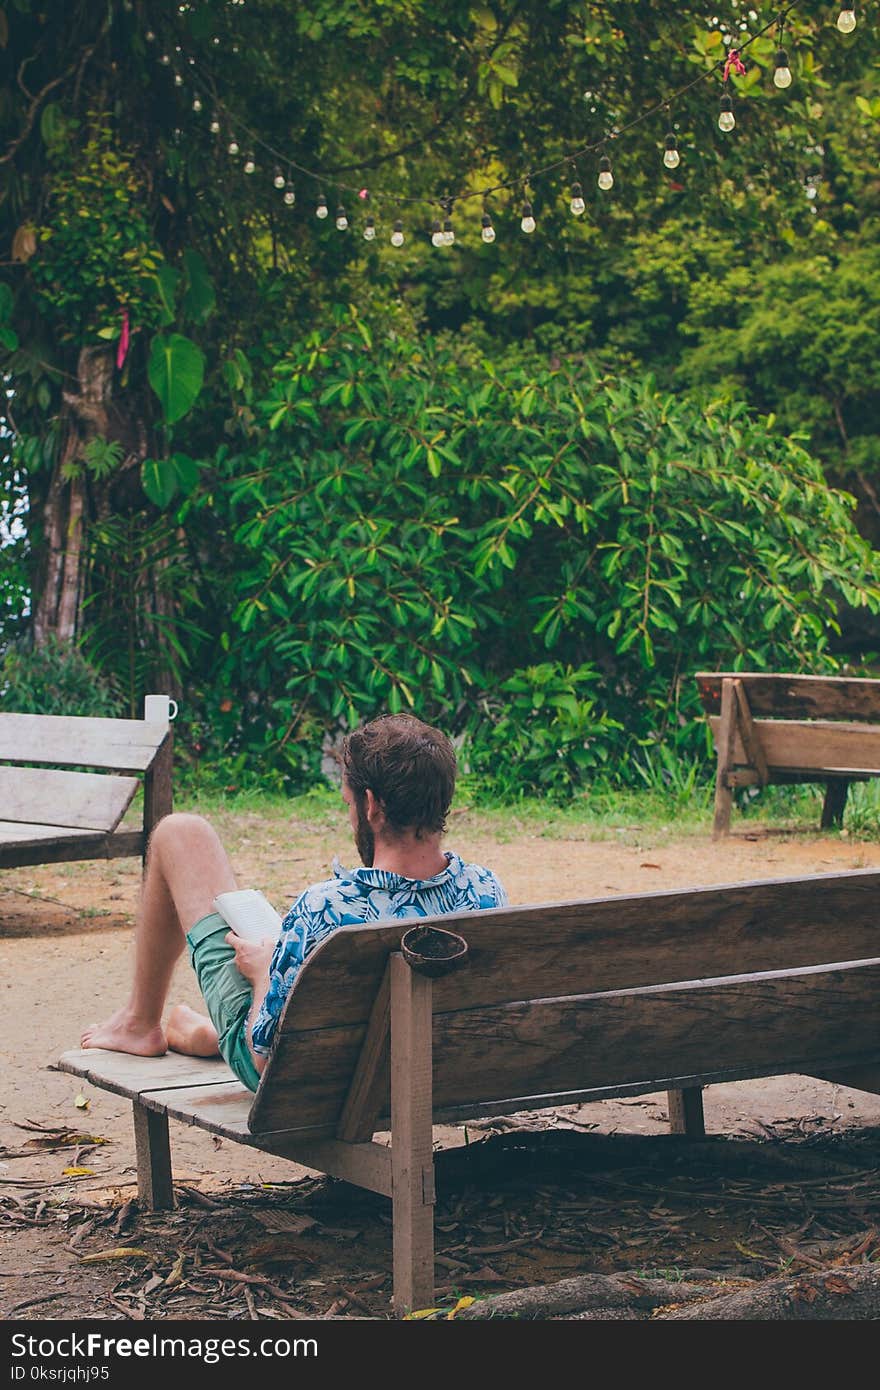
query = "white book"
(213, 889, 283, 944)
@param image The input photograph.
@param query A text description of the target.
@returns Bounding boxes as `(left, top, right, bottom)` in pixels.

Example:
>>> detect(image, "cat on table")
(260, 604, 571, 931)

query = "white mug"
(144, 695, 179, 724)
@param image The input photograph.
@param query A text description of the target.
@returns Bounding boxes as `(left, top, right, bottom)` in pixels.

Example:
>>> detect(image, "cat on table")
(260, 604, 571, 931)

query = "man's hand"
(224, 931, 275, 990)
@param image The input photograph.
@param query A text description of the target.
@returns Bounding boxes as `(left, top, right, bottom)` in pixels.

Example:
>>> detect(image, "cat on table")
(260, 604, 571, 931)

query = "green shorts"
(186, 912, 262, 1093)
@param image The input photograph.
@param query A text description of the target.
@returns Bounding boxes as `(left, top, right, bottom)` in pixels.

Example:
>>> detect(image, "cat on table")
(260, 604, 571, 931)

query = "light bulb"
(598, 157, 614, 191)
(442, 217, 454, 246)
(274, 168, 285, 189)
(520, 202, 536, 234)
(837, 8, 856, 32)
(773, 49, 792, 88)
(174, 72, 184, 87)
(244, 154, 256, 174)
(335, 206, 348, 230)
(481, 213, 495, 243)
(569, 181, 586, 216)
(390, 220, 405, 247)
(316, 195, 329, 218)
(228, 137, 240, 156)
(283, 182, 296, 205)
(363, 216, 376, 241)
(719, 95, 735, 131)
(209, 114, 221, 134)
(192, 96, 203, 112)
(663, 134, 680, 170)
(160, 52, 171, 65)
(145, 29, 155, 41)
(430, 219, 443, 248)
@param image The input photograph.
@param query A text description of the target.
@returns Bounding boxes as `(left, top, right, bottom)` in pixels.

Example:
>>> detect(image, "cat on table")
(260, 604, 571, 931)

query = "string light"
(274, 167, 286, 189)
(430, 218, 443, 248)
(363, 214, 376, 240)
(441, 215, 455, 246)
(663, 133, 680, 169)
(773, 48, 793, 86)
(192, 96, 203, 112)
(390, 220, 405, 247)
(174, 72, 184, 87)
(481, 212, 496, 243)
(335, 204, 348, 230)
(227, 135, 240, 156)
(719, 94, 736, 131)
(315, 194, 329, 218)
(837, 6, 857, 31)
(243, 152, 256, 174)
(283, 180, 296, 205)
(570, 180, 586, 216)
(520, 200, 536, 233)
(598, 156, 614, 191)
(209, 113, 221, 134)
(160, 52, 171, 65)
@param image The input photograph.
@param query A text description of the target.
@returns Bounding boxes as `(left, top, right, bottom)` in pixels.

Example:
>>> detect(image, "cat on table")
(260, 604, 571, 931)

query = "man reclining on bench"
(82, 713, 507, 1091)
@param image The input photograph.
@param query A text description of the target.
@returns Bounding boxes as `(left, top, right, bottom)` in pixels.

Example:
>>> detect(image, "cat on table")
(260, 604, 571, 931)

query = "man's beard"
(354, 796, 375, 867)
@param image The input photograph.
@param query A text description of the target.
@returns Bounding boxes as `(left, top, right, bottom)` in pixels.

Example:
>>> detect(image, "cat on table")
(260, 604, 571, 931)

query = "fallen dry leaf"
(74, 1094, 89, 1111)
(79, 1247, 151, 1264)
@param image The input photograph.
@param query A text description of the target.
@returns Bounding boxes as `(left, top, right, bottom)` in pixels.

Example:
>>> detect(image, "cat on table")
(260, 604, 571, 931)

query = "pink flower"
(116, 308, 130, 370)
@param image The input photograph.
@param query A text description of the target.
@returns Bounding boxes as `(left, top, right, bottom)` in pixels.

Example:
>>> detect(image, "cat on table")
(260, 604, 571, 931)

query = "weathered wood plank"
(697, 672, 880, 722)
(0, 828, 142, 869)
(667, 1086, 706, 1137)
(390, 954, 435, 1315)
(142, 732, 173, 857)
(133, 1101, 174, 1209)
(0, 712, 167, 771)
(251, 869, 880, 1046)
(709, 716, 880, 776)
(336, 962, 390, 1142)
(251, 960, 880, 1133)
(713, 678, 737, 838)
(0, 766, 138, 831)
(733, 680, 769, 787)
(57, 1048, 236, 1098)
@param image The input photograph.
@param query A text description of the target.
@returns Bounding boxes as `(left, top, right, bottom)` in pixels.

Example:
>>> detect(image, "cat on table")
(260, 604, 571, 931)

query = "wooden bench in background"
(696, 672, 880, 838)
(59, 867, 880, 1315)
(0, 694, 175, 870)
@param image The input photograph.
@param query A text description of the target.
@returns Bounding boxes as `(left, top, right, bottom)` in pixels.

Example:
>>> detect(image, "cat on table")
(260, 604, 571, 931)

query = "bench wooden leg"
(712, 679, 736, 839)
(820, 780, 849, 830)
(133, 1101, 174, 1209)
(667, 1086, 706, 1137)
(390, 953, 435, 1316)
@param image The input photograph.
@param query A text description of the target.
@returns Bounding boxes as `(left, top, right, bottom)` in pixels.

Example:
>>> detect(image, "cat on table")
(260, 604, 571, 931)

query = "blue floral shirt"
(251, 851, 507, 1056)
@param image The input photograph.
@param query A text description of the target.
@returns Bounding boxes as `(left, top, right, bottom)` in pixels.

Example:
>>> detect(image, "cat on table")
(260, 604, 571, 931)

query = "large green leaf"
(141, 457, 179, 508)
(148, 333, 205, 424)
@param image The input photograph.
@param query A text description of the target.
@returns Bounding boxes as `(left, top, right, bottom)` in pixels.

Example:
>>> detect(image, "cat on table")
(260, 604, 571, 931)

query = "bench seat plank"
(0, 766, 139, 832)
(697, 672, 880, 722)
(0, 712, 167, 772)
(57, 1048, 236, 1099)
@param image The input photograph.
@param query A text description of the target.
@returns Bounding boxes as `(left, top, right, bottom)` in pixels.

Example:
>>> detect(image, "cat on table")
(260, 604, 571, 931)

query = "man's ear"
(363, 788, 386, 826)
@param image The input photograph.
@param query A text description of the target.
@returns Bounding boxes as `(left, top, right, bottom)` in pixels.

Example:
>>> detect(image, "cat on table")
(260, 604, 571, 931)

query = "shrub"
(0, 635, 123, 717)
(190, 309, 880, 793)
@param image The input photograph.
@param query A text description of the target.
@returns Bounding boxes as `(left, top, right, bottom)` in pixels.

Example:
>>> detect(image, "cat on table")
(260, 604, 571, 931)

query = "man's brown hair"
(341, 713, 457, 838)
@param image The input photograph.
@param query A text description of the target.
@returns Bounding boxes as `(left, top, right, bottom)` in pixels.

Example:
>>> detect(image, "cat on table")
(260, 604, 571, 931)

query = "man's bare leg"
(166, 1003, 219, 1057)
(81, 813, 237, 1056)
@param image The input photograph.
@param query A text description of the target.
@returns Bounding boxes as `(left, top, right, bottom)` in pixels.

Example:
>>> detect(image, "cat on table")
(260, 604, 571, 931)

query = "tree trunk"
(31, 345, 148, 646)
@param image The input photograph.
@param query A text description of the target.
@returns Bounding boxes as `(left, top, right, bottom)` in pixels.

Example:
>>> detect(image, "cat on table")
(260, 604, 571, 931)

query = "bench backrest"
(696, 672, 880, 723)
(0, 705, 171, 832)
(249, 868, 880, 1136)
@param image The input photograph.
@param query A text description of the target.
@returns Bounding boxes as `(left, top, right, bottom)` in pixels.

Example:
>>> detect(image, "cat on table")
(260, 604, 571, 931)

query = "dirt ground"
(2, 807, 880, 1320)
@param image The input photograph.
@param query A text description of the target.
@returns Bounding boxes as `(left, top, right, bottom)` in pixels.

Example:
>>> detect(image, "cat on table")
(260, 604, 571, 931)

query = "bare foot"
(166, 1003, 220, 1059)
(81, 1008, 167, 1056)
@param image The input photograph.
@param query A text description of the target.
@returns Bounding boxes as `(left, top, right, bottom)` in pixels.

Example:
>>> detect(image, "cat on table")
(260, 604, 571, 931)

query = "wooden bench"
(696, 672, 880, 838)
(59, 867, 880, 1315)
(0, 695, 175, 870)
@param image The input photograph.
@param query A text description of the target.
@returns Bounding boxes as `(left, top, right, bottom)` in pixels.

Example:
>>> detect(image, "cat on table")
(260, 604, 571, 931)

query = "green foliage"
(192, 314, 879, 791)
(148, 333, 206, 425)
(0, 635, 122, 717)
(463, 663, 623, 800)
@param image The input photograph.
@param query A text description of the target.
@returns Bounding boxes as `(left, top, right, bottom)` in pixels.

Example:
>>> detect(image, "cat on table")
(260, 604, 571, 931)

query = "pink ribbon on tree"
(116, 308, 130, 370)
(722, 49, 746, 82)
